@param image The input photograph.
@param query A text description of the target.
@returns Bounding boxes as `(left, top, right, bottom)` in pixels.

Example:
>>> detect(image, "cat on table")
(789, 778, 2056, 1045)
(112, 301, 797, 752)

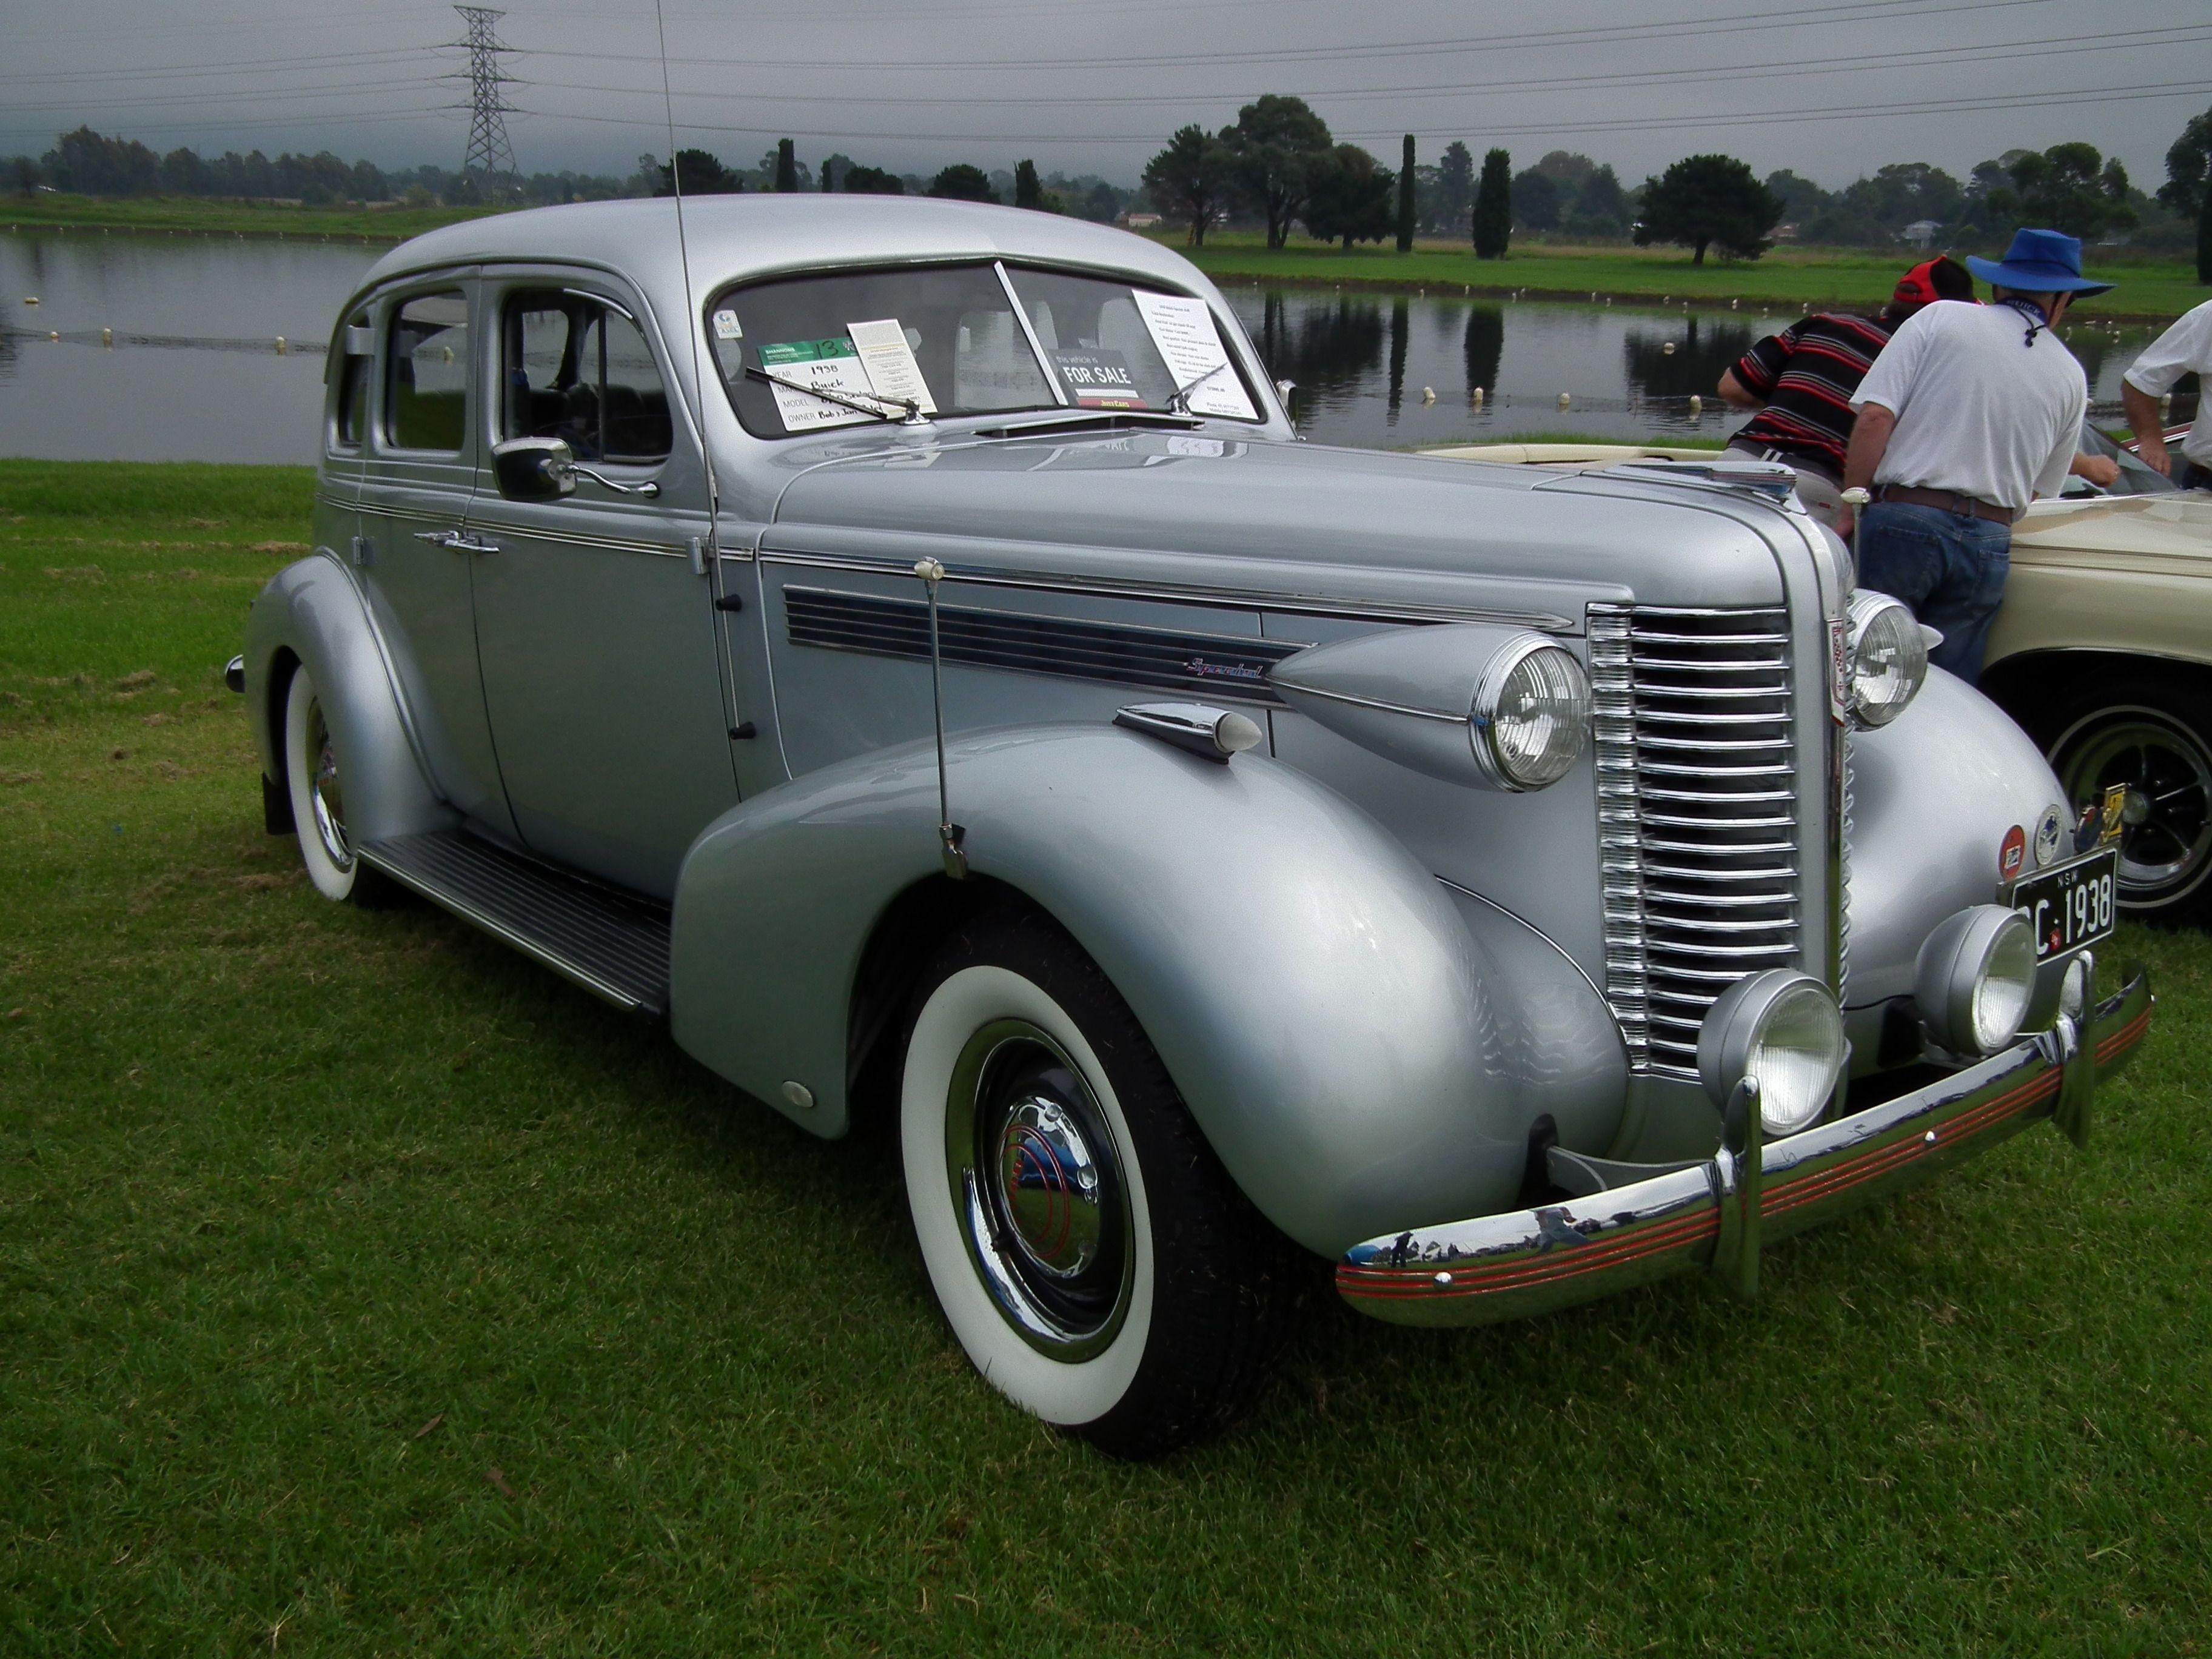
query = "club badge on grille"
(1828, 618, 1849, 720)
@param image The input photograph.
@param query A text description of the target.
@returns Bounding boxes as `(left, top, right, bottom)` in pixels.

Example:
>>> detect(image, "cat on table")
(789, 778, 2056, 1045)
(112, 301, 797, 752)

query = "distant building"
(1900, 219, 1942, 249)
(1771, 223, 1798, 241)
(1120, 211, 1162, 230)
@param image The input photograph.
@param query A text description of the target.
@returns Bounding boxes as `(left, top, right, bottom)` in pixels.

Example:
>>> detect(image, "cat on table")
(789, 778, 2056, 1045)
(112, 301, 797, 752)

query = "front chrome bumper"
(1338, 970, 2153, 1328)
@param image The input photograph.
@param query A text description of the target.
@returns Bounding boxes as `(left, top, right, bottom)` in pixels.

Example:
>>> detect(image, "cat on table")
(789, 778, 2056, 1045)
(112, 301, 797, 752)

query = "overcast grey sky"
(4, 0, 2209, 189)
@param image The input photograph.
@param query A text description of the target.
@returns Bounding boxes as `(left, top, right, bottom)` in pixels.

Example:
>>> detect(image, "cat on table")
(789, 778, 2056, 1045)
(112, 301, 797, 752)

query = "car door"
(355, 275, 517, 841)
(466, 272, 739, 900)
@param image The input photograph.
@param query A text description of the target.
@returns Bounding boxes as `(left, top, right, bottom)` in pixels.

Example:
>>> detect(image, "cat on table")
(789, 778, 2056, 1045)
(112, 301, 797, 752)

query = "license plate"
(2006, 848, 2119, 961)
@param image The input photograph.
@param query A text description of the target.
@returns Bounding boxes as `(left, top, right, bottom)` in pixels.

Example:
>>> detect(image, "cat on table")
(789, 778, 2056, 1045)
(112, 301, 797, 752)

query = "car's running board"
(356, 831, 672, 1017)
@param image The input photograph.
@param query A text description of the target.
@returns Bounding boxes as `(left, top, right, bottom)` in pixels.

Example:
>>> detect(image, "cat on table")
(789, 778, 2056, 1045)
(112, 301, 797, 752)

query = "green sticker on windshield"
(762, 338, 859, 366)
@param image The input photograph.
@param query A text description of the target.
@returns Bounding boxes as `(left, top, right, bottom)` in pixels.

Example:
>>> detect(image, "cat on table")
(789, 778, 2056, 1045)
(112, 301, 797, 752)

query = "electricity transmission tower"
(454, 5, 520, 181)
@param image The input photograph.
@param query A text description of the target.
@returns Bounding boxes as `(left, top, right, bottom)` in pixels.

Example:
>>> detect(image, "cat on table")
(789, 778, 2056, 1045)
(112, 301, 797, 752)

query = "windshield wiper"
(1165, 360, 1228, 414)
(743, 364, 921, 425)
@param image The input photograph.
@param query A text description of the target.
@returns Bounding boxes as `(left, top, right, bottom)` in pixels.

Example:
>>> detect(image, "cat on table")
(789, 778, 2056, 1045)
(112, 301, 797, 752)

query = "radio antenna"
(652, 0, 721, 557)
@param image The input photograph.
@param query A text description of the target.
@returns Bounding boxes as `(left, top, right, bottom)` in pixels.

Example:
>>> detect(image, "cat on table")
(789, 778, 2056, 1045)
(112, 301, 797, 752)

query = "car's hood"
(2013, 492, 2212, 576)
(756, 426, 1797, 618)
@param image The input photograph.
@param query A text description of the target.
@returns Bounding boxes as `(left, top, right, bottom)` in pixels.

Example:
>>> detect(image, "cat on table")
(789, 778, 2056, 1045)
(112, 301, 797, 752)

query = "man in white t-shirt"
(1841, 227, 2104, 685)
(2122, 298, 2212, 491)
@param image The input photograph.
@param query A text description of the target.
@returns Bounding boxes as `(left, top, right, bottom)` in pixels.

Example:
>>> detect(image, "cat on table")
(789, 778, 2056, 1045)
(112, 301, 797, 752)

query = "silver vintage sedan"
(234, 197, 2150, 1456)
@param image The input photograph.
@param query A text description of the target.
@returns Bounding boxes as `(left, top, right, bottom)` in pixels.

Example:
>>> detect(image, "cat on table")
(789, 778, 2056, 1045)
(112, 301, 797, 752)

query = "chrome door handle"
(412, 528, 461, 548)
(449, 534, 500, 554)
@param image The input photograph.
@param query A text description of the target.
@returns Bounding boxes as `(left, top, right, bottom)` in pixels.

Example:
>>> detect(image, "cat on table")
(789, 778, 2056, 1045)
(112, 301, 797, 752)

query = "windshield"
(705, 260, 1261, 438)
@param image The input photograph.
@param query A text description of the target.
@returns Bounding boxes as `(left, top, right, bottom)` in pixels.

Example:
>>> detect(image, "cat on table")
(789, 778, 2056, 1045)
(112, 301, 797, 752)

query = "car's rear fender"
(242, 553, 452, 845)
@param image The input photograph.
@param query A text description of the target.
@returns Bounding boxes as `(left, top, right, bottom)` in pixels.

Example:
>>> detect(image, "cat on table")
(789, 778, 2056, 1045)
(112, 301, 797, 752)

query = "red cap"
(1893, 260, 1943, 307)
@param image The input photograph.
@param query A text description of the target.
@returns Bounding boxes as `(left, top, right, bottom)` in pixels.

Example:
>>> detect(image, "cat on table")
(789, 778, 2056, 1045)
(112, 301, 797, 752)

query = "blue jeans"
(1854, 503, 2011, 685)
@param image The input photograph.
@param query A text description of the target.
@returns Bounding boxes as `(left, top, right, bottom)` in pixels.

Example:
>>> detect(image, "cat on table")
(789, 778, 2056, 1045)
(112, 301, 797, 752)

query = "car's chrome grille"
(1589, 603, 1801, 1077)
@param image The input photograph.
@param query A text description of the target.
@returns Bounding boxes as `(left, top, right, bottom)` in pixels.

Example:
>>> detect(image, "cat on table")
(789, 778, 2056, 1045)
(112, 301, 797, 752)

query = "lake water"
(0, 229, 2184, 465)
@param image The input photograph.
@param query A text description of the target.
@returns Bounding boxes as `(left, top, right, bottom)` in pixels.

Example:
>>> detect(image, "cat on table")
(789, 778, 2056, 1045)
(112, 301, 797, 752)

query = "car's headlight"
(1846, 591, 1928, 728)
(1472, 640, 1592, 791)
(1697, 968, 1848, 1136)
(1914, 905, 2037, 1057)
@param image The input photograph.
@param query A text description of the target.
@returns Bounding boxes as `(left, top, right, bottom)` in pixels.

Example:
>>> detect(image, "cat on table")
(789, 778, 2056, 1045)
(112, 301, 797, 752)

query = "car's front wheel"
(283, 666, 398, 907)
(899, 907, 1295, 1459)
(2035, 669, 2212, 927)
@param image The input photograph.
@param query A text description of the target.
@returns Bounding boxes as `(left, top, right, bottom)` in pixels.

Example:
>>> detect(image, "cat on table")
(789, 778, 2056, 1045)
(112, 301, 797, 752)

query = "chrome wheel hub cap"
(2062, 711, 2212, 900)
(996, 1096, 1104, 1279)
(305, 701, 352, 870)
(945, 1019, 1131, 1359)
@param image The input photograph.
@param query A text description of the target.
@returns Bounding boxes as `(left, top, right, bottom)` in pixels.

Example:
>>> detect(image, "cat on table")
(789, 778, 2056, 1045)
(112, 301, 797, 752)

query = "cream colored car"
(1430, 440, 2212, 927)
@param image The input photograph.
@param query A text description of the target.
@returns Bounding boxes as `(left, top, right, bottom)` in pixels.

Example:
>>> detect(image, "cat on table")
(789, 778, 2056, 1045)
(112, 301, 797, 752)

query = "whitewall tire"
(899, 907, 1295, 1459)
(283, 667, 396, 907)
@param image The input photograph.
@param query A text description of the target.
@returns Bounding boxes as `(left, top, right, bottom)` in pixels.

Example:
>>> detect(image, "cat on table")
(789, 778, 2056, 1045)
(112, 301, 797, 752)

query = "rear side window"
(501, 290, 672, 465)
(387, 291, 469, 452)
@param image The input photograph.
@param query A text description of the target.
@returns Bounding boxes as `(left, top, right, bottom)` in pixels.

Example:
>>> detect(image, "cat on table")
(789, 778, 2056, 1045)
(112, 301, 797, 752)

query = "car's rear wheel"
(2033, 669, 2212, 927)
(283, 667, 399, 908)
(899, 906, 1295, 1459)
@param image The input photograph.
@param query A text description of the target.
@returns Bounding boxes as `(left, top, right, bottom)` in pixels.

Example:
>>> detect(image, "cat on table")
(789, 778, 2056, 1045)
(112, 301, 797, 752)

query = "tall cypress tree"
(1472, 146, 1512, 259)
(775, 138, 798, 193)
(1396, 133, 1416, 251)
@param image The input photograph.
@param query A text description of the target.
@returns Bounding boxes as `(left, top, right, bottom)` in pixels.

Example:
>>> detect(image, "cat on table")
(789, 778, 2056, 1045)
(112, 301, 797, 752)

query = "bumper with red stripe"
(1337, 970, 2152, 1328)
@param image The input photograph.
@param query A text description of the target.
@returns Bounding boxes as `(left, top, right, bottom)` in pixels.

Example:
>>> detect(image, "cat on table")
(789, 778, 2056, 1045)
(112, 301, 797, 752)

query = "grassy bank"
(5, 460, 2211, 1654)
(1164, 232, 2208, 323)
(2, 191, 499, 243)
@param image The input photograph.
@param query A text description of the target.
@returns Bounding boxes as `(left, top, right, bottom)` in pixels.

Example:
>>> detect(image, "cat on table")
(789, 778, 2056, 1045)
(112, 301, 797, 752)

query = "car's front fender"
(670, 723, 1626, 1256)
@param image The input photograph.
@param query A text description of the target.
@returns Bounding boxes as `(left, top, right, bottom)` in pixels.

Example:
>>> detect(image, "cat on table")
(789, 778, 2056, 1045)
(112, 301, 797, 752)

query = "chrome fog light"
(1846, 591, 1928, 728)
(1697, 968, 1848, 1136)
(1914, 905, 2037, 1057)
(1473, 640, 1592, 790)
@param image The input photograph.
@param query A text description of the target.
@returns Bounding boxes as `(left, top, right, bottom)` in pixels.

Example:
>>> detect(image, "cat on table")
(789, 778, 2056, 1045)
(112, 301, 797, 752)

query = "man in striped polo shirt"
(1717, 258, 1974, 529)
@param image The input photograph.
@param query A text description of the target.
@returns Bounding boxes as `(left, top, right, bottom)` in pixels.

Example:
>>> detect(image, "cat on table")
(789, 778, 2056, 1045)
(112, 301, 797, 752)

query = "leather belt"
(1872, 484, 2019, 525)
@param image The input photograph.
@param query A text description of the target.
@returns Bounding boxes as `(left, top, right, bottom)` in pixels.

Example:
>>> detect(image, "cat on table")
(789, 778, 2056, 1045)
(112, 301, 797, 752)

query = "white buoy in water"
(101, 327, 112, 347)
(22, 297, 37, 306)
(1689, 394, 1704, 418)
(1421, 386, 1436, 404)
(1558, 391, 1572, 409)
(1472, 386, 1486, 407)
(1662, 341, 1676, 354)
(275, 337, 287, 354)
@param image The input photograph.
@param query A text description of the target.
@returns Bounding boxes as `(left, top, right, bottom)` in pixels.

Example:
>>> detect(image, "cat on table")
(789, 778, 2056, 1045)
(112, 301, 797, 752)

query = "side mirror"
(492, 436, 578, 502)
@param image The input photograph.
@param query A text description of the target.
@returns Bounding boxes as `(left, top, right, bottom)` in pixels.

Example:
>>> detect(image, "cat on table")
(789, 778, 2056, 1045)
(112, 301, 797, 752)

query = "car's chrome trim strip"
(757, 547, 1577, 633)
(780, 585, 1304, 705)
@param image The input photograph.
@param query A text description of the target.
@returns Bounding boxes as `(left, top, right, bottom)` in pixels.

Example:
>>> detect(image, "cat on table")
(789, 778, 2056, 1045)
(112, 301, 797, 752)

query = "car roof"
(356, 195, 1216, 323)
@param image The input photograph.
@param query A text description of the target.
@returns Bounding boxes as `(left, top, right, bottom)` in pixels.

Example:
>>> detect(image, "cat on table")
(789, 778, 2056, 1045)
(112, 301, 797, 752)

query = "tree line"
(3, 126, 1138, 225)
(1141, 96, 2212, 277)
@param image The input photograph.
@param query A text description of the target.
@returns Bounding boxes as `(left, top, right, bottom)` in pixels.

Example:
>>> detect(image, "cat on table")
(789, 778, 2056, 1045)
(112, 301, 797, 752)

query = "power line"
(454, 4, 520, 179)
(525, 21, 2210, 112)
(526, 0, 2063, 76)
(515, 76, 2212, 146)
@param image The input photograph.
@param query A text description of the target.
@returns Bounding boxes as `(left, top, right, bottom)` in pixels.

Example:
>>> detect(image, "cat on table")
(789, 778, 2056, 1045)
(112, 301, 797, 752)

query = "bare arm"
(1842, 403, 1895, 492)
(1717, 368, 1763, 411)
(2123, 381, 2171, 476)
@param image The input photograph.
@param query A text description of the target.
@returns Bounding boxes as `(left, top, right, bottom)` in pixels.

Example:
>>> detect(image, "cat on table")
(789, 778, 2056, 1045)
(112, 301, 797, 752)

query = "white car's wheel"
(900, 908, 1295, 1459)
(283, 668, 397, 907)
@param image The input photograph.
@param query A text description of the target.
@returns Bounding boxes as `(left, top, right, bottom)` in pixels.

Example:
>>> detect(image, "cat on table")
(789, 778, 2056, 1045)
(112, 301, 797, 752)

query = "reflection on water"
(1463, 305, 1501, 401)
(0, 229, 2192, 464)
(1223, 284, 2185, 450)
(1621, 315, 1758, 402)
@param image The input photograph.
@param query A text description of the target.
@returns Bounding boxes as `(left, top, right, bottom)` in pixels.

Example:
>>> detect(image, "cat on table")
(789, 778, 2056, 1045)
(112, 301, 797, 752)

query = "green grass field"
(3, 191, 497, 243)
(4, 460, 2210, 1654)
(1164, 232, 2210, 324)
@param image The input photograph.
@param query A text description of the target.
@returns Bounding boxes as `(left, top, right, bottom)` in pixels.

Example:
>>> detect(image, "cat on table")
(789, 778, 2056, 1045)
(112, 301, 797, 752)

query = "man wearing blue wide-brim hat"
(1842, 227, 2106, 684)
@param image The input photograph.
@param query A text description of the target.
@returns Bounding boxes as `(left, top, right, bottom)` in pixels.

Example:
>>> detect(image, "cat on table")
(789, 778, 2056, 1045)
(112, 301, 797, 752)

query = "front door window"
(501, 290, 673, 465)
